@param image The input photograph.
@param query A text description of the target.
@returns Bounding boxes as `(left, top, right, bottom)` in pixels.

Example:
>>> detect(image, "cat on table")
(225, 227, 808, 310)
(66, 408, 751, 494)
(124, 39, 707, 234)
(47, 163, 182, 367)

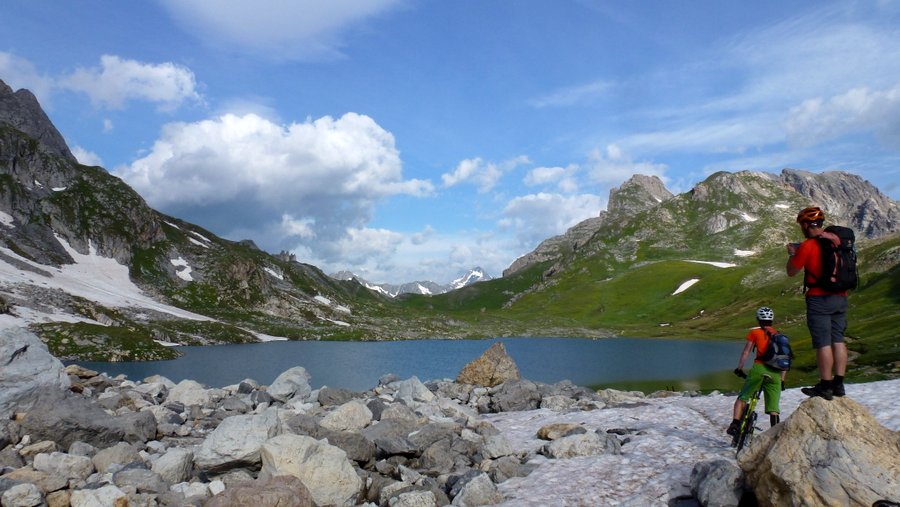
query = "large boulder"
(194, 410, 282, 473)
(690, 459, 743, 507)
(17, 389, 156, 449)
(456, 343, 520, 387)
(0, 327, 69, 419)
(738, 396, 900, 507)
(204, 475, 316, 507)
(267, 367, 312, 402)
(259, 433, 362, 507)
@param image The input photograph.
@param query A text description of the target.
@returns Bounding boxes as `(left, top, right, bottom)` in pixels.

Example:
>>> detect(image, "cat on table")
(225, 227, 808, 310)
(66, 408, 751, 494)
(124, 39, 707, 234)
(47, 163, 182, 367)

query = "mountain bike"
(732, 372, 773, 453)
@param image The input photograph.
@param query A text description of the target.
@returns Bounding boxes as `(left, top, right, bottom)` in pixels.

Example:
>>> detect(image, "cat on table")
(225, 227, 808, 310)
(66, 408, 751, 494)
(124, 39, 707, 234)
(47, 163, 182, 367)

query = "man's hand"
(733, 368, 747, 379)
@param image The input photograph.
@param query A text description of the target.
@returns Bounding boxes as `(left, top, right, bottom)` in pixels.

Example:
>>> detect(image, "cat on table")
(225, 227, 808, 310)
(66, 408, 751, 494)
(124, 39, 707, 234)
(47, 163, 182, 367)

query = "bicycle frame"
(733, 374, 773, 453)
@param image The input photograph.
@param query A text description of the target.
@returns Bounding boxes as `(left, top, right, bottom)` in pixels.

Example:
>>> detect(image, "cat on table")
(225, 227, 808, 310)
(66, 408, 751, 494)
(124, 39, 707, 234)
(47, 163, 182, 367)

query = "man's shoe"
(832, 383, 845, 397)
(726, 421, 740, 436)
(801, 382, 833, 401)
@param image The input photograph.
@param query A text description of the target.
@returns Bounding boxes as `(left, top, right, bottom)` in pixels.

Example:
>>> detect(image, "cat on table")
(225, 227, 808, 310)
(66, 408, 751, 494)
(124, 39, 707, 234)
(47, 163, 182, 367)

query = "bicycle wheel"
(736, 411, 757, 453)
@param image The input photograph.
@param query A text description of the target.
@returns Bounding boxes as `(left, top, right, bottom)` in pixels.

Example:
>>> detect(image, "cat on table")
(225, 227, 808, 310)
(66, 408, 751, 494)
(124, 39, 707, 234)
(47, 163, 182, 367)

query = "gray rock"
(32, 452, 94, 481)
(487, 456, 530, 483)
(449, 471, 502, 506)
(320, 400, 373, 432)
(204, 474, 316, 507)
(542, 432, 621, 459)
(259, 433, 362, 507)
(93, 442, 141, 473)
(0, 482, 44, 507)
(67, 441, 97, 458)
(393, 377, 435, 404)
(489, 380, 542, 413)
(318, 428, 377, 464)
(151, 447, 194, 484)
(0, 79, 76, 162)
(69, 484, 128, 506)
(318, 386, 360, 406)
(690, 459, 743, 507)
(266, 367, 312, 402)
(390, 489, 437, 507)
(167, 380, 212, 407)
(18, 389, 156, 449)
(113, 466, 168, 494)
(194, 409, 281, 473)
(0, 328, 70, 419)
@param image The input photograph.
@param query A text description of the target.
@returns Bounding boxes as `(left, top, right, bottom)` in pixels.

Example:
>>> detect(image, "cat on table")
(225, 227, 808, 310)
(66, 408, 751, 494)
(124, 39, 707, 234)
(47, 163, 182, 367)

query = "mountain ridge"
(330, 267, 492, 297)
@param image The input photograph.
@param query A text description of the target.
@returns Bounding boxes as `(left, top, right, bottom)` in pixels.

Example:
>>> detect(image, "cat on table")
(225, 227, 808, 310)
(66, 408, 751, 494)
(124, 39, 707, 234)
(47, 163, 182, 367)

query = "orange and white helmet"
(796, 206, 825, 224)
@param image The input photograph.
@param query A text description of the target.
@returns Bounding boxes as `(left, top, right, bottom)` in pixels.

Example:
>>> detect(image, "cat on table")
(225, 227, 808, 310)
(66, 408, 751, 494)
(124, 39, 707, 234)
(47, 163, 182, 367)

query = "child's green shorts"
(738, 362, 782, 414)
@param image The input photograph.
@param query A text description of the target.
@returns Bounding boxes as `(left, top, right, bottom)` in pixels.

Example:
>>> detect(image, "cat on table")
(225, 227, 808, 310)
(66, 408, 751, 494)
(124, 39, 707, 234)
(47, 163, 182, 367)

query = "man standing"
(786, 206, 848, 400)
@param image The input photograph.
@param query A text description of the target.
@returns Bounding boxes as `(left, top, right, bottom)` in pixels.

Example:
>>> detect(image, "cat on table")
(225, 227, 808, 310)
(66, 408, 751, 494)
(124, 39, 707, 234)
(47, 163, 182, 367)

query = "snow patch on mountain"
(170, 257, 193, 282)
(672, 279, 700, 295)
(687, 260, 737, 268)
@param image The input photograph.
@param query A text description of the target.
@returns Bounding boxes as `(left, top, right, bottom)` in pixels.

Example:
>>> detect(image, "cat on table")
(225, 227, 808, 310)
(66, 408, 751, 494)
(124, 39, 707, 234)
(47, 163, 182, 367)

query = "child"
(726, 306, 787, 436)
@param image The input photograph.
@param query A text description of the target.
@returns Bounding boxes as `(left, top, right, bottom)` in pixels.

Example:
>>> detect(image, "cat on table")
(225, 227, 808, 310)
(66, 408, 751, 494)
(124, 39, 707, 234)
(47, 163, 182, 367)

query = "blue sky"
(2, 1, 899, 284)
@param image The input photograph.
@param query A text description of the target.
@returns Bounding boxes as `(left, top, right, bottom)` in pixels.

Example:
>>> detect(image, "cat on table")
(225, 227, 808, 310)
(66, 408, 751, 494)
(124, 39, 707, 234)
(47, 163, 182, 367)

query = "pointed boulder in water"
(456, 342, 520, 387)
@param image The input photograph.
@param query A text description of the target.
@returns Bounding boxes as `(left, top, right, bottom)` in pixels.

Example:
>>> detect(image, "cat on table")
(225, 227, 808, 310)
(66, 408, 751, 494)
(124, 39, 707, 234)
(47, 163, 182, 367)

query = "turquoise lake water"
(74, 337, 742, 391)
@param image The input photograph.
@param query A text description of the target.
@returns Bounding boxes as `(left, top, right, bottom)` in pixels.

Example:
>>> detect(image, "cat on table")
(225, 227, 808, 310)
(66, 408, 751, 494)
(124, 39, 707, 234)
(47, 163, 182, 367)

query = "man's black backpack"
(759, 327, 793, 371)
(809, 225, 858, 292)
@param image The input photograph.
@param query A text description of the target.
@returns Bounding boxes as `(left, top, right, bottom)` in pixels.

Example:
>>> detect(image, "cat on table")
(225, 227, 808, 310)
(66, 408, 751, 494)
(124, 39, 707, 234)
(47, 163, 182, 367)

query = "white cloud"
(442, 155, 530, 193)
(61, 55, 202, 111)
(0, 51, 54, 106)
(587, 144, 668, 185)
(71, 146, 103, 167)
(785, 84, 900, 149)
(500, 192, 604, 248)
(114, 112, 432, 262)
(102, 119, 114, 132)
(524, 164, 580, 193)
(158, 0, 405, 61)
(529, 79, 613, 108)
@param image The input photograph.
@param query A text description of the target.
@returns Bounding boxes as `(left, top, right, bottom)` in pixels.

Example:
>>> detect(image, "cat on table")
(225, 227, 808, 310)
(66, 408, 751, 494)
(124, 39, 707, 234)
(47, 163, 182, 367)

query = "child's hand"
(733, 368, 747, 378)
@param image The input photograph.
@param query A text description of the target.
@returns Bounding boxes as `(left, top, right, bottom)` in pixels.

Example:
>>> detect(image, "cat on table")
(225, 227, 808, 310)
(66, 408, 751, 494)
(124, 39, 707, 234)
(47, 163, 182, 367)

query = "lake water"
(73, 337, 742, 392)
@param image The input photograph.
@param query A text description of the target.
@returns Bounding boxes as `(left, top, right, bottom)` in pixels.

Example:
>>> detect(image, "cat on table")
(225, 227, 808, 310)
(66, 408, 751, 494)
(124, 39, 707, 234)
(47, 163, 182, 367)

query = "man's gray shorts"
(806, 295, 848, 349)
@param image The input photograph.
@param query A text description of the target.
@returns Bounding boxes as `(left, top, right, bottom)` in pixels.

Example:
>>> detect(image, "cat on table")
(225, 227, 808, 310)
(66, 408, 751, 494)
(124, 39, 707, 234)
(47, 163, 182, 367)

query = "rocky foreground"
(1, 330, 898, 507)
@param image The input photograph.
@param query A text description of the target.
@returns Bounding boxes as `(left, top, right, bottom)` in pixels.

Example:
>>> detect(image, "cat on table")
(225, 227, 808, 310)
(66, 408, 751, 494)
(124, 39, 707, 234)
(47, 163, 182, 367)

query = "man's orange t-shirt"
(747, 327, 772, 364)
(789, 237, 848, 297)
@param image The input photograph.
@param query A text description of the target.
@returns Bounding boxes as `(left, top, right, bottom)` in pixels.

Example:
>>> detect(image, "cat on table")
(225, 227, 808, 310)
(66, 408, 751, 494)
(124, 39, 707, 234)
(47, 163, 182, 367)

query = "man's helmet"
(756, 306, 775, 321)
(796, 206, 825, 224)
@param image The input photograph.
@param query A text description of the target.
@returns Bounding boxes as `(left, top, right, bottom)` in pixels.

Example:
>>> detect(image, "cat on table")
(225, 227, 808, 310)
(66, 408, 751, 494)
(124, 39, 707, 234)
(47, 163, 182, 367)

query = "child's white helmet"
(756, 306, 775, 321)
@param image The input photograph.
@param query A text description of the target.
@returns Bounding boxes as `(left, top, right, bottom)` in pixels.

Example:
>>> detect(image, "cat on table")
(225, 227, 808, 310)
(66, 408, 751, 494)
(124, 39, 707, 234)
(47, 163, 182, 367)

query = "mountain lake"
(72, 337, 745, 393)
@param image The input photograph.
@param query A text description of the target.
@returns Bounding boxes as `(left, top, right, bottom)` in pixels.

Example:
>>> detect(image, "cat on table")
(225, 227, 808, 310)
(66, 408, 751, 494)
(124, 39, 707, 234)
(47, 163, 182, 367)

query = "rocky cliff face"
(0, 80, 74, 163)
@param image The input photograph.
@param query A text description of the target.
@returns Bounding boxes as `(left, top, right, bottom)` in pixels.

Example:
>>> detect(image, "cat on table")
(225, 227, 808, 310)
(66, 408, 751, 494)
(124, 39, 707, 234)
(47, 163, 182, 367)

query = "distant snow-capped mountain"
(331, 267, 492, 297)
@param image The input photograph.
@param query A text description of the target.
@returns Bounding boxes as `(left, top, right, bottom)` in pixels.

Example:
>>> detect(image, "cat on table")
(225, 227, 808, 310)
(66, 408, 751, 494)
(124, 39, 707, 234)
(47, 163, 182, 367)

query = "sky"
(2, 1, 900, 285)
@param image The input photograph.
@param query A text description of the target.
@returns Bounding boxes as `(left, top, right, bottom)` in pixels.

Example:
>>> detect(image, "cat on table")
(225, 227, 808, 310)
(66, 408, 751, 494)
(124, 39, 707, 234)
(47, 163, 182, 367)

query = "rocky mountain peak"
(607, 174, 672, 216)
(0, 79, 75, 163)
(779, 168, 899, 238)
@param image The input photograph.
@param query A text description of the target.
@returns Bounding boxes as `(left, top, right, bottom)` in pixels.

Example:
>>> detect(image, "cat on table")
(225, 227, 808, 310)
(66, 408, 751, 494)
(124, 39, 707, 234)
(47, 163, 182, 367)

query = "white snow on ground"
(417, 283, 432, 295)
(734, 249, 755, 257)
(264, 267, 283, 280)
(153, 339, 181, 347)
(0, 237, 211, 328)
(169, 257, 193, 282)
(252, 332, 290, 342)
(314, 295, 331, 306)
(163, 221, 181, 229)
(487, 379, 900, 507)
(33, 180, 43, 187)
(687, 260, 737, 268)
(741, 212, 757, 222)
(327, 319, 351, 327)
(189, 230, 212, 243)
(52, 186, 67, 192)
(335, 305, 351, 314)
(188, 237, 209, 249)
(672, 279, 700, 295)
(775, 204, 790, 209)
(0, 211, 14, 227)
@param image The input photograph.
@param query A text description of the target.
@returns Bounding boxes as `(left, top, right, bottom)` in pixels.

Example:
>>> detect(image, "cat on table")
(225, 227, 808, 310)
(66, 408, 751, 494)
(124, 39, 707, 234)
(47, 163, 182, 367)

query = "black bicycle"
(732, 372, 773, 453)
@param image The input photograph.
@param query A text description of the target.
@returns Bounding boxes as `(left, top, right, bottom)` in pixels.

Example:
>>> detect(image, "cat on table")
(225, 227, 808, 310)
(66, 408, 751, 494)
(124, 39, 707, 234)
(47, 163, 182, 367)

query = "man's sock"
(769, 414, 780, 427)
(833, 375, 844, 386)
